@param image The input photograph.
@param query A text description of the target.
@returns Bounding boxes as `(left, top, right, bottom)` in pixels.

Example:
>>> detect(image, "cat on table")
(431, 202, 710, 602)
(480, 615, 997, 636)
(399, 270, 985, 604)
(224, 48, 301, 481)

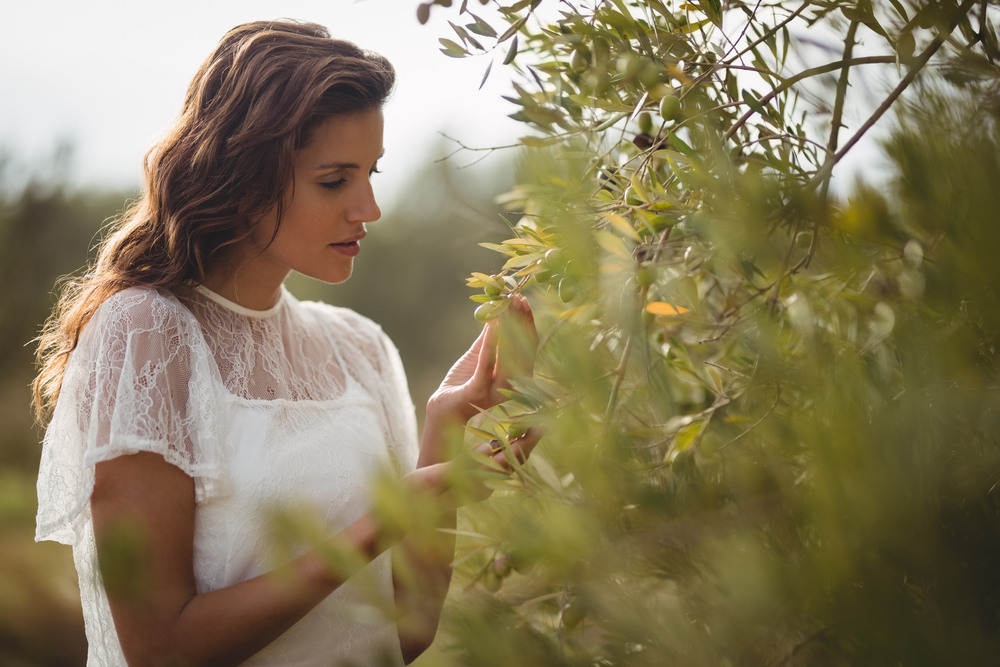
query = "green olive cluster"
(472, 274, 511, 322)
(479, 548, 533, 593)
(532, 247, 578, 303)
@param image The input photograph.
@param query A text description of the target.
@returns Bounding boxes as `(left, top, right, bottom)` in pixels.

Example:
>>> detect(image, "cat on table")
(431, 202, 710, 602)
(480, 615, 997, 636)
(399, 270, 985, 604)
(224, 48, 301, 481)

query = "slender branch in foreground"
(767, 625, 834, 667)
(792, 21, 858, 274)
(685, 0, 812, 99)
(434, 132, 521, 165)
(803, 0, 978, 193)
(766, 219, 799, 310)
(821, 21, 858, 201)
(717, 382, 781, 451)
(605, 334, 634, 423)
(723, 56, 897, 142)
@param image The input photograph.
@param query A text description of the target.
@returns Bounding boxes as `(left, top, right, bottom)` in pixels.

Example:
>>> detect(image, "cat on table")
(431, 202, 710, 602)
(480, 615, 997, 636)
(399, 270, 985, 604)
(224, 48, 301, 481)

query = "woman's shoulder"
(93, 285, 194, 327)
(78, 285, 201, 355)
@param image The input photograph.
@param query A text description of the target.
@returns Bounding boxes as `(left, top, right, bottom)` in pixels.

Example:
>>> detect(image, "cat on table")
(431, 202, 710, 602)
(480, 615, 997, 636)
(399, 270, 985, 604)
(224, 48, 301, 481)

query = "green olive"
(545, 247, 567, 269)
(639, 61, 661, 88)
(484, 283, 502, 297)
(563, 598, 588, 630)
(534, 266, 553, 284)
(615, 54, 639, 78)
(493, 555, 512, 578)
(642, 309, 656, 325)
(474, 303, 495, 323)
(659, 94, 681, 121)
(637, 111, 653, 135)
(637, 265, 656, 287)
(481, 568, 503, 592)
(506, 549, 531, 574)
(796, 231, 812, 248)
(570, 49, 589, 73)
(917, 6, 937, 29)
(896, 33, 915, 59)
(558, 278, 577, 303)
(507, 423, 527, 439)
(625, 186, 643, 207)
(592, 38, 610, 67)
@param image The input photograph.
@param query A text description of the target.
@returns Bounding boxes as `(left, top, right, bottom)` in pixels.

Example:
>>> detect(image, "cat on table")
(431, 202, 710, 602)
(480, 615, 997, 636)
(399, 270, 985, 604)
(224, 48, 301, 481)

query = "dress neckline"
(193, 284, 287, 319)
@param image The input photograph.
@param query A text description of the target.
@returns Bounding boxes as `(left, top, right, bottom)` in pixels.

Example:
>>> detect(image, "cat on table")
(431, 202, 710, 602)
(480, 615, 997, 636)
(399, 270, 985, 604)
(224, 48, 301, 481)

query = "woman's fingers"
(433, 295, 537, 424)
(521, 296, 538, 347)
(489, 427, 546, 469)
(516, 296, 538, 375)
(494, 297, 537, 394)
(511, 426, 544, 462)
(471, 322, 498, 391)
(467, 324, 488, 358)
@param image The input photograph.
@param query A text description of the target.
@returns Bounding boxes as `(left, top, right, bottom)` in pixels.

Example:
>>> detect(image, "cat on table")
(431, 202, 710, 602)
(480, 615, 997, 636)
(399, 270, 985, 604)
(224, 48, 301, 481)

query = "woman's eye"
(320, 179, 347, 190)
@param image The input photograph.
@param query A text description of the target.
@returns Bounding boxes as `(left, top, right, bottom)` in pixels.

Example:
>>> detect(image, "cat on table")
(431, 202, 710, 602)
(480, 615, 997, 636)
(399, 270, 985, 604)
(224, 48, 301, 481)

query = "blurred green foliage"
(0, 160, 113, 661)
(399, 1, 1000, 665)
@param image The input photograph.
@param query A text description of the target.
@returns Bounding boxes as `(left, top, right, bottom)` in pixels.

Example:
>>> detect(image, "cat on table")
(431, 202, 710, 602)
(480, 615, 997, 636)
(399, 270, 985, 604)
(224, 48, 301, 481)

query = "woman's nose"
(349, 181, 381, 223)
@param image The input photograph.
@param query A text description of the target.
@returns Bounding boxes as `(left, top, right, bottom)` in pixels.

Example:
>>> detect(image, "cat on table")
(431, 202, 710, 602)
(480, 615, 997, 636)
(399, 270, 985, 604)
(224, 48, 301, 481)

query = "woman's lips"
(330, 240, 361, 257)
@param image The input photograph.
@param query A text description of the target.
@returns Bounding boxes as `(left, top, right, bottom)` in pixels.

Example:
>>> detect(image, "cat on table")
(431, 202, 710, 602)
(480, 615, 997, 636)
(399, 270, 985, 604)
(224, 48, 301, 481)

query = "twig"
(803, 0, 978, 192)
(717, 381, 781, 451)
(723, 56, 897, 142)
(705, 360, 748, 378)
(557, 584, 568, 660)
(695, 322, 735, 345)
(434, 132, 524, 165)
(605, 334, 635, 422)
(767, 625, 834, 667)
(684, 0, 812, 101)
(740, 132, 830, 154)
(767, 220, 799, 310)
(722, 0, 764, 61)
(792, 21, 858, 274)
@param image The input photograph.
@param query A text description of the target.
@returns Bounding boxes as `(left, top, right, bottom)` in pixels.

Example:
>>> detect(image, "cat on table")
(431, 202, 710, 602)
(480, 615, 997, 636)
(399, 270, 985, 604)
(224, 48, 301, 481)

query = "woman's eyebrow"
(315, 161, 359, 171)
(315, 149, 385, 171)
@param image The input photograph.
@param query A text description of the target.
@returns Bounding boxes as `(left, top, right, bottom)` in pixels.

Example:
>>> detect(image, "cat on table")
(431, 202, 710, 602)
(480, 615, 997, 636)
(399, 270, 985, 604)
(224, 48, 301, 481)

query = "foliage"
(405, 1, 1000, 664)
(0, 161, 129, 664)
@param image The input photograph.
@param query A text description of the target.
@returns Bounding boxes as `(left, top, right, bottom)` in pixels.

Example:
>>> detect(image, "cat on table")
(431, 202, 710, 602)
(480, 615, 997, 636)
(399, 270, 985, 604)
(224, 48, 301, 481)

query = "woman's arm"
(392, 413, 457, 664)
(392, 423, 544, 663)
(391, 296, 539, 662)
(92, 452, 451, 667)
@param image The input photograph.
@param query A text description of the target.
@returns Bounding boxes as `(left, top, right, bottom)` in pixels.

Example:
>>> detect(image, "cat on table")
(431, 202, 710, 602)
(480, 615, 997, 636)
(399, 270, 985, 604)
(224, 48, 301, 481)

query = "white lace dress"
(35, 284, 419, 666)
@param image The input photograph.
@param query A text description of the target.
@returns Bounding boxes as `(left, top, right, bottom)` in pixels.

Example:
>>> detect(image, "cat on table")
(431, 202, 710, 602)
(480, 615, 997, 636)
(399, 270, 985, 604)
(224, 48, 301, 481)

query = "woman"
(33, 20, 540, 667)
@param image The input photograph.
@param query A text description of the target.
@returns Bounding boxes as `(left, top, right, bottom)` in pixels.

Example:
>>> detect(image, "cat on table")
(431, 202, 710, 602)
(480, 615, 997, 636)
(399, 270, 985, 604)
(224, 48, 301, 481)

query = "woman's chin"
(307, 262, 354, 285)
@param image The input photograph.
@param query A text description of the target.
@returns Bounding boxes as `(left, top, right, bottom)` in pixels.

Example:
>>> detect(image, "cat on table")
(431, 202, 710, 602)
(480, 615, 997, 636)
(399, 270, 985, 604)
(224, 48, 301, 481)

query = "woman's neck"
(201, 252, 290, 311)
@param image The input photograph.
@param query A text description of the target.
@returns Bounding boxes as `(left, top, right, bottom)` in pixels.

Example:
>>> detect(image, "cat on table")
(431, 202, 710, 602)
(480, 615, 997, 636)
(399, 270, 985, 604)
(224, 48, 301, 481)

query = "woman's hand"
(426, 295, 537, 429)
(404, 426, 545, 508)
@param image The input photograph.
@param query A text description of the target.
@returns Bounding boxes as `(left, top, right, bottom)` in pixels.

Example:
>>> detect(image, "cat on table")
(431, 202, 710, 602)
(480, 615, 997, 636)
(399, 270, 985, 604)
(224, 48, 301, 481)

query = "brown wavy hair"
(33, 20, 395, 421)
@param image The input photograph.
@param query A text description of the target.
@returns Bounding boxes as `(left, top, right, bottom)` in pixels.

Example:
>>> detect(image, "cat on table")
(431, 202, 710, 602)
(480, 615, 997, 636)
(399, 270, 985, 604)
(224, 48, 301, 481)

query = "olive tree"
(399, 0, 1000, 665)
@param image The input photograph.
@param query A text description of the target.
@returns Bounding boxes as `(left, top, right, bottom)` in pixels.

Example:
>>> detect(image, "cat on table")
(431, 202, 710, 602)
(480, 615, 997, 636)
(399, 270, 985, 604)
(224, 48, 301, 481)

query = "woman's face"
(248, 109, 385, 286)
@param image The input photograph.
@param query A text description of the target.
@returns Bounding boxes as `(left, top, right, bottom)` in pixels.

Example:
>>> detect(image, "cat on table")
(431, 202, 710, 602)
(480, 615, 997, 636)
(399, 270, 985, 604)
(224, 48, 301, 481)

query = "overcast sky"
(1, 0, 528, 208)
(2, 0, 895, 205)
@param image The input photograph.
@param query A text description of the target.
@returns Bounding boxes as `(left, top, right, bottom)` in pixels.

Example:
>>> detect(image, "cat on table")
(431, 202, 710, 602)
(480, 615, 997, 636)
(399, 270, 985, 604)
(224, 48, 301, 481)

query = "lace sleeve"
(35, 287, 230, 546)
